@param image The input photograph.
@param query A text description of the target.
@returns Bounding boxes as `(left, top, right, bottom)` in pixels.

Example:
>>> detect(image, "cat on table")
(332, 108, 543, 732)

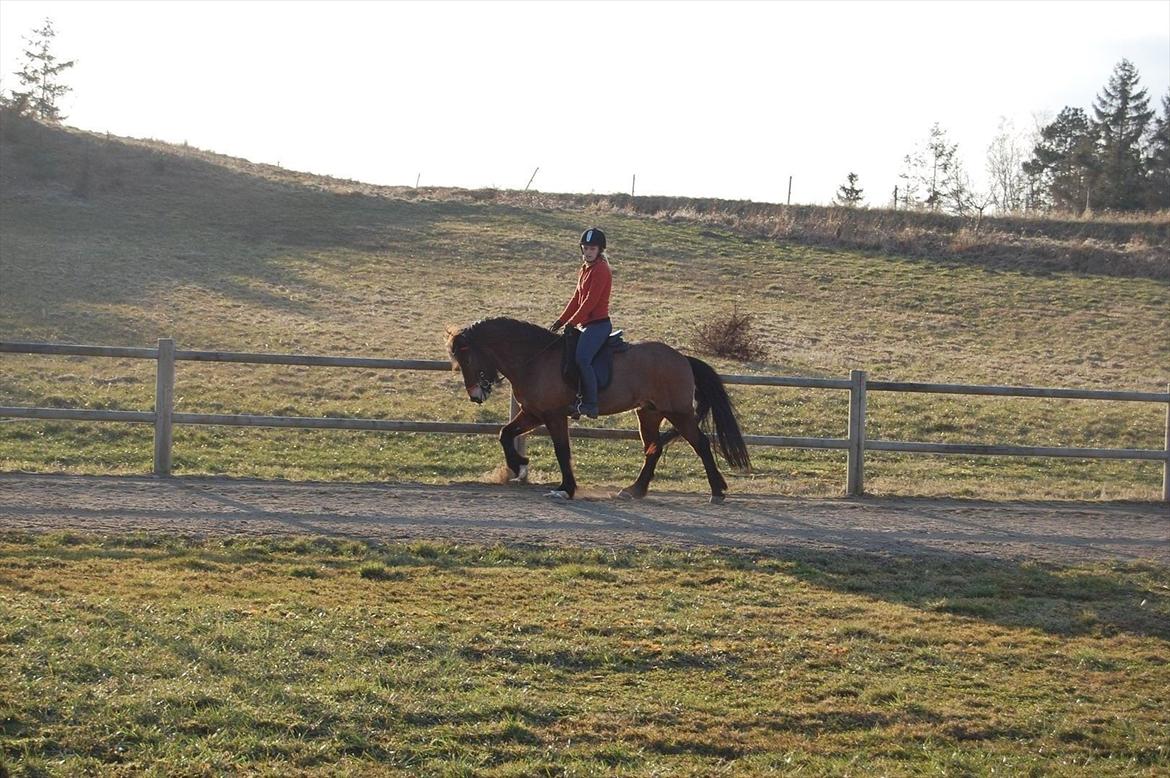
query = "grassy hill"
(2, 110, 1168, 499)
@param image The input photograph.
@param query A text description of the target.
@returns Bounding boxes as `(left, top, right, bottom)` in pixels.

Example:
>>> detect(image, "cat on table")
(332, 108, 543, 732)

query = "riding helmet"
(579, 227, 606, 251)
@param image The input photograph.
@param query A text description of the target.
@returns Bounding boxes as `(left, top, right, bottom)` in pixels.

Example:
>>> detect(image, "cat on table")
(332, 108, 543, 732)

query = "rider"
(551, 227, 612, 419)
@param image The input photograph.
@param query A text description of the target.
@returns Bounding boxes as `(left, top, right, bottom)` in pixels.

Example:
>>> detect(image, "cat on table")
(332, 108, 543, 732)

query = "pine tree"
(1092, 59, 1154, 211)
(1144, 91, 1170, 210)
(833, 172, 865, 207)
(923, 123, 959, 212)
(8, 18, 76, 123)
(897, 150, 922, 209)
(900, 123, 973, 215)
(1024, 107, 1098, 213)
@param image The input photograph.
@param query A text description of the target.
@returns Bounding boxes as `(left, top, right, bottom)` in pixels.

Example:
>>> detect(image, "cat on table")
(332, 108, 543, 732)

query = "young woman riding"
(550, 227, 612, 419)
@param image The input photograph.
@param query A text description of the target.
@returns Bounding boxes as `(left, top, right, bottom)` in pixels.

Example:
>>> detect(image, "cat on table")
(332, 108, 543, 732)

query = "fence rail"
(3, 339, 1168, 501)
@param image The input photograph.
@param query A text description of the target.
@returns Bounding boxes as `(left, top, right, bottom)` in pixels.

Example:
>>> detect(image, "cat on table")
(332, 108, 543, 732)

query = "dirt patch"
(1, 473, 1166, 564)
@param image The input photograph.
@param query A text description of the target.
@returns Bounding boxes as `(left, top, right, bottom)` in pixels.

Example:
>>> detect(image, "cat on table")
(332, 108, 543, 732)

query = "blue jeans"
(575, 319, 612, 407)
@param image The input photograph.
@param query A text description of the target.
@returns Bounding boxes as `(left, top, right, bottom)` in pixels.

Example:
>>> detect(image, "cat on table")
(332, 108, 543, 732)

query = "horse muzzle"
(468, 385, 487, 403)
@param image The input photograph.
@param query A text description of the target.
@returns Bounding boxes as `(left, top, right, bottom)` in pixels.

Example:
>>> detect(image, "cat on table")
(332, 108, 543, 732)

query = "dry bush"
(694, 307, 768, 362)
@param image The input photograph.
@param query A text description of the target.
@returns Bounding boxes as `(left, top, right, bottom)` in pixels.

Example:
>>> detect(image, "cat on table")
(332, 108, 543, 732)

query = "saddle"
(561, 327, 629, 393)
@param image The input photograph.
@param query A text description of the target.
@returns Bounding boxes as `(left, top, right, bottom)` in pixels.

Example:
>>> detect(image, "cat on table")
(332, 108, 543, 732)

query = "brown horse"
(446, 317, 751, 503)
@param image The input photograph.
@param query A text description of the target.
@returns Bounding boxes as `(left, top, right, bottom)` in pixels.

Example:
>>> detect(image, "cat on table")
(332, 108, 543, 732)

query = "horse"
(446, 317, 751, 503)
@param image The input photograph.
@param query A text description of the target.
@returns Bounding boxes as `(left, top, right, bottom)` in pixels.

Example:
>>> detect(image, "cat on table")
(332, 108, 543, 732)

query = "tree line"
(835, 58, 1169, 215)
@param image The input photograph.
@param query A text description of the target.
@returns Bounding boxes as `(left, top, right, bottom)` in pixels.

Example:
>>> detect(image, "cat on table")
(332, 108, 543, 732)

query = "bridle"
(474, 368, 495, 398)
(457, 342, 500, 401)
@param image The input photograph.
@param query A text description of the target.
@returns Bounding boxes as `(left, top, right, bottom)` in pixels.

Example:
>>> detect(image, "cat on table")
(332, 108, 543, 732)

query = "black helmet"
(579, 227, 606, 251)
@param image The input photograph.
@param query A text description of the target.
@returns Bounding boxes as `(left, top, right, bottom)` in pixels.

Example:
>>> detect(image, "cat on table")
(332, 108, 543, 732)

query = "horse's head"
(446, 325, 501, 404)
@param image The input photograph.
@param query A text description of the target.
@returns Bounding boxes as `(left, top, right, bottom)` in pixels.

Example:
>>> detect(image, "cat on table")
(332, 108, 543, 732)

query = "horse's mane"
(446, 317, 559, 360)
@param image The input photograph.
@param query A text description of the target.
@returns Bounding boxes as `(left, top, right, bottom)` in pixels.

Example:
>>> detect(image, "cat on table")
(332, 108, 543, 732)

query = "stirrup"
(575, 399, 599, 419)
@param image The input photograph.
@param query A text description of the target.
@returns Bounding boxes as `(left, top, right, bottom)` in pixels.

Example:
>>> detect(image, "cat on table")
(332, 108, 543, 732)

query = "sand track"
(1, 473, 1166, 564)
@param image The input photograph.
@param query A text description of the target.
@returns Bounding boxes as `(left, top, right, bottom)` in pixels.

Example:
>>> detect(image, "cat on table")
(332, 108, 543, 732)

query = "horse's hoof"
(545, 490, 570, 500)
(710, 494, 726, 505)
(510, 464, 529, 483)
(616, 489, 633, 501)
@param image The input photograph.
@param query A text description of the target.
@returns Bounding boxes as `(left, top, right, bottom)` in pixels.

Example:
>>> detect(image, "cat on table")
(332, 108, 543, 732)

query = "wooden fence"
(2, 339, 1168, 501)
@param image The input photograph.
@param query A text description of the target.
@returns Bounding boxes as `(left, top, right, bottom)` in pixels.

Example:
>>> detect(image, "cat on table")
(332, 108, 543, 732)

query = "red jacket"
(555, 258, 611, 328)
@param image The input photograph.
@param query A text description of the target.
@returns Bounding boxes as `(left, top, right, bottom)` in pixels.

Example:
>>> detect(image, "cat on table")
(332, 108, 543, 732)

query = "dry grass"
(7, 112, 1164, 279)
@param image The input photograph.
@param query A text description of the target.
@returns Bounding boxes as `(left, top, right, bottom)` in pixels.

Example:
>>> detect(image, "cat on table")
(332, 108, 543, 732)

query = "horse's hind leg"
(619, 408, 667, 499)
(664, 411, 728, 504)
(500, 408, 540, 481)
(544, 414, 577, 499)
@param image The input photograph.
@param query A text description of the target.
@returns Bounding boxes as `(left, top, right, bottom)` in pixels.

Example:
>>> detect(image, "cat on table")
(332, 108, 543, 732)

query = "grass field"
(1, 110, 1168, 499)
(2, 532, 1168, 776)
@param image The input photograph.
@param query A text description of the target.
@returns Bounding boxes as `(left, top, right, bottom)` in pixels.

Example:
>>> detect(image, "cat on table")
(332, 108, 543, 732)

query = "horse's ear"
(445, 325, 463, 353)
(445, 327, 458, 359)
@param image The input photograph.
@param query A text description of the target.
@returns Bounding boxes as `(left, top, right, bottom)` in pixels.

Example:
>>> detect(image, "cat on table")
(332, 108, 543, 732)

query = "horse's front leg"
(543, 414, 577, 499)
(500, 408, 541, 482)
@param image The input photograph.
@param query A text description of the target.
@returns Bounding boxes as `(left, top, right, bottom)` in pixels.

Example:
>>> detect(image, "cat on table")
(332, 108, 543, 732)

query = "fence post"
(154, 338, 175, 476)
(847, 369, 867, 496)
(1163, 384, 1169, 503)
(510, 392, 527, 459)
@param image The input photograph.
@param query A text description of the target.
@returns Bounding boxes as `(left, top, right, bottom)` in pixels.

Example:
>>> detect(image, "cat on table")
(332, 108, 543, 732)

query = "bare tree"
(897, 150, 923, 209)
(947, 165, 995, 228)
(1023, 110, 1053, 212)
(986, 117, 1028, 214)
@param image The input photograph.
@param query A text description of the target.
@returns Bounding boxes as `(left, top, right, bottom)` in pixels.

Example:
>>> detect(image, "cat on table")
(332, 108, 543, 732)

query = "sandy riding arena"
(1, 473, 1166, 564)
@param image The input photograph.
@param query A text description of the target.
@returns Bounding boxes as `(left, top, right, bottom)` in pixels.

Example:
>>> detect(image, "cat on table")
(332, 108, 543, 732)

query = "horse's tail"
(687, 356, 752, 472)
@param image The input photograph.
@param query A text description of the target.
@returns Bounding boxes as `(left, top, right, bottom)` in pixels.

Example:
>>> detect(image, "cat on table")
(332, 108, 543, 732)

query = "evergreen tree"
(1091, 58, 1154, 211)
(921, 123, 959, 212)
(1024, 107, 1098, 213)
(897, 150, 922, 209)
(1144, 90, 1170, 210)
(8, 18, 76, 123)
(899, 123, 966, 213)
(833, 172, 865, 207)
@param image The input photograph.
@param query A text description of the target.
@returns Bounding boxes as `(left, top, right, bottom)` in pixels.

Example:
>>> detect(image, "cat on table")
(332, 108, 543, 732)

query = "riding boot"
(576, 377, 599, 419)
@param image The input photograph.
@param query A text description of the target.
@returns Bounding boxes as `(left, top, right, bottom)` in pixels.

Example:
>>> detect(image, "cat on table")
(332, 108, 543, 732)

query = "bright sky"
(1, 0, 1167, 205)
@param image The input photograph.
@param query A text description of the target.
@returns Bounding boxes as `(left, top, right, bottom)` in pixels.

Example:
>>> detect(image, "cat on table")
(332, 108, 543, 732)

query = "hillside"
(1, 110, 1167, 499)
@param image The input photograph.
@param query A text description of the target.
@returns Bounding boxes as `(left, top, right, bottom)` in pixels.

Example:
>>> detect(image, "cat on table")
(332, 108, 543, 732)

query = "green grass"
(1, 112, 1168, 500)
(1, 532, 1167, 775)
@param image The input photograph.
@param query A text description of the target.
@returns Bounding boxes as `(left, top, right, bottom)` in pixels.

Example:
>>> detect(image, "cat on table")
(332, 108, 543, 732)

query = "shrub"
(358, 562, 406, 581)
(694, 307, 768, 362)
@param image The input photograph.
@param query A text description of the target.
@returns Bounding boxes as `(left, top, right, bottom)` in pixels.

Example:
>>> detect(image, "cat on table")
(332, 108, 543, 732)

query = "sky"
(1, 0, 1167, 206)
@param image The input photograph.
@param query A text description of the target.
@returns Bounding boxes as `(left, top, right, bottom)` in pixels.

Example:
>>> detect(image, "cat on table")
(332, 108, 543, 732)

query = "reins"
(518, 333, 563, 369)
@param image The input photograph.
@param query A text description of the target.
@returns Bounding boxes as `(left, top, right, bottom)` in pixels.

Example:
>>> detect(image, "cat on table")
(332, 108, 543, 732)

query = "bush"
(694, 307, 768, 362)
(358, 562, 406, 581)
